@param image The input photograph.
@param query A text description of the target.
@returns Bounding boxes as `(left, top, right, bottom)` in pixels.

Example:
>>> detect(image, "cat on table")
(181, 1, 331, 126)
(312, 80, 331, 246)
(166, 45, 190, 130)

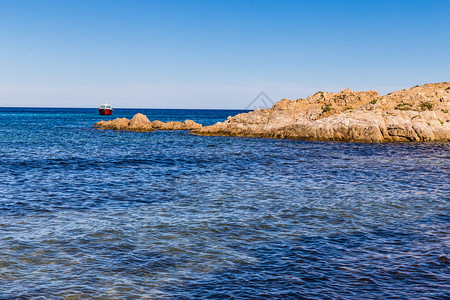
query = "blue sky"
(0, 0, 449, 109)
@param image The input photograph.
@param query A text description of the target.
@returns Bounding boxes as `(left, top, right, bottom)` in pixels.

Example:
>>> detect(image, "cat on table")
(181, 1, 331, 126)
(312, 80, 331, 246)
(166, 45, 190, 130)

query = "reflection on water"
(0, 108, 449, 299)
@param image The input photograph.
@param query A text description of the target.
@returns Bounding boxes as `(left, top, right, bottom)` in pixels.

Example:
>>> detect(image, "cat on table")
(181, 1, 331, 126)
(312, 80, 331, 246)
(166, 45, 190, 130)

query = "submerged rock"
(93, 114, 202, 132)
(192, 82, 450, 142)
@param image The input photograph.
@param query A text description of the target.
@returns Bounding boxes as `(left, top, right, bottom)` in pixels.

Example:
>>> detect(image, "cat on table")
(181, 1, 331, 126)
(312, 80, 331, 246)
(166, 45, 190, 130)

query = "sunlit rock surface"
(94, 113, 202, 132)
(192, 82, 450, 142)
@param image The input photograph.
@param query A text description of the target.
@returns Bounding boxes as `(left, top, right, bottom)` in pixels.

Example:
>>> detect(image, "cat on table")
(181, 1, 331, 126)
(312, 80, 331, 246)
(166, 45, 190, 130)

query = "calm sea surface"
(0, 108, 449, 299)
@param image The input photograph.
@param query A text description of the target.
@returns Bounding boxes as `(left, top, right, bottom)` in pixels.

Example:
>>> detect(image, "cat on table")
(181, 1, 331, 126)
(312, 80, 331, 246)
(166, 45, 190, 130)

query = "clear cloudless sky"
(0, 0, 449, 108)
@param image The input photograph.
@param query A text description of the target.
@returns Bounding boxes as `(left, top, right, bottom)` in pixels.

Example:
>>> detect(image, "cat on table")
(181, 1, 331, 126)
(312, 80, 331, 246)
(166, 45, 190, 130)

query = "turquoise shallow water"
(0, 108, 449, 299)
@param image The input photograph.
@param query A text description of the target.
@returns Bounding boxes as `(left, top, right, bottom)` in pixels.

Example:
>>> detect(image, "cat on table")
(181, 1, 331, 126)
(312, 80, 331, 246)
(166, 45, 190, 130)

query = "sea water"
(0, 108, 448, 299)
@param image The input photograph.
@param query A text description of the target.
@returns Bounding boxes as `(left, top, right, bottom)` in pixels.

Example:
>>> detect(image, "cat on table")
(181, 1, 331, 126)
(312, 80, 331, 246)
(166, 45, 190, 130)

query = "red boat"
(99, 103, 113, 115)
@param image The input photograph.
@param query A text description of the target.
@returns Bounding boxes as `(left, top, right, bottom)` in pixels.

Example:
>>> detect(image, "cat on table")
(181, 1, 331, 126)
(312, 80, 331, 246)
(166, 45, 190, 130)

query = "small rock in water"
(128, 113, 152, 131)
(93, 114, 202, 132)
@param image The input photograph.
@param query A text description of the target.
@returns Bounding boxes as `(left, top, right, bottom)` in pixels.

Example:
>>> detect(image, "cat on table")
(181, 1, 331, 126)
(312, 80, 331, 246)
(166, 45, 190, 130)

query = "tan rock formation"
(93, 117, 134, 131)
(193, 82, 450, 142)
(93, 114, 202, 132)
(152, 120, 203, 130)
(128, 113, 152, 132)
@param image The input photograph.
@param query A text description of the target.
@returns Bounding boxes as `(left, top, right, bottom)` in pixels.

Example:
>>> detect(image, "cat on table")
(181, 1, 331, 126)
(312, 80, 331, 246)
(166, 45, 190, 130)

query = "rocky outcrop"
(151, 119, 203, 130)
(93, 113, 202, 132)
(128, 113, 152, 131)
(93, 117, 132, 131)
(192, 82, 450, 142)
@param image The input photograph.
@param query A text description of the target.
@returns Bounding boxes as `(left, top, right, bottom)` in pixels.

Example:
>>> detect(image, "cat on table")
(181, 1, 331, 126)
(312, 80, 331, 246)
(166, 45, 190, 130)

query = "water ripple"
(0, 108, 449, 299)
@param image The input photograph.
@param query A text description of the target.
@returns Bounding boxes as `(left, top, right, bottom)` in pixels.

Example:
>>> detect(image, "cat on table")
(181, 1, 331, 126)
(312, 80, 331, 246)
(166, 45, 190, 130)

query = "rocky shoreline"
(193, 82, 450, 142)
(93, 113, 202, 132)
(94, 82, 449, 142)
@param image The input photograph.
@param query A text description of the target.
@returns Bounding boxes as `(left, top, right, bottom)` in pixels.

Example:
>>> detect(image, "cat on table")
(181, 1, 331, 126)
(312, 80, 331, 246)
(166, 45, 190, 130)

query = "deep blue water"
(0, 107, 449, 299)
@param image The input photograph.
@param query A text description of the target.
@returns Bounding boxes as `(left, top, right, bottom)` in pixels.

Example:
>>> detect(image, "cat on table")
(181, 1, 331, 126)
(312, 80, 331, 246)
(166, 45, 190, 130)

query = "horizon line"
(0, 106, 251, 110)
